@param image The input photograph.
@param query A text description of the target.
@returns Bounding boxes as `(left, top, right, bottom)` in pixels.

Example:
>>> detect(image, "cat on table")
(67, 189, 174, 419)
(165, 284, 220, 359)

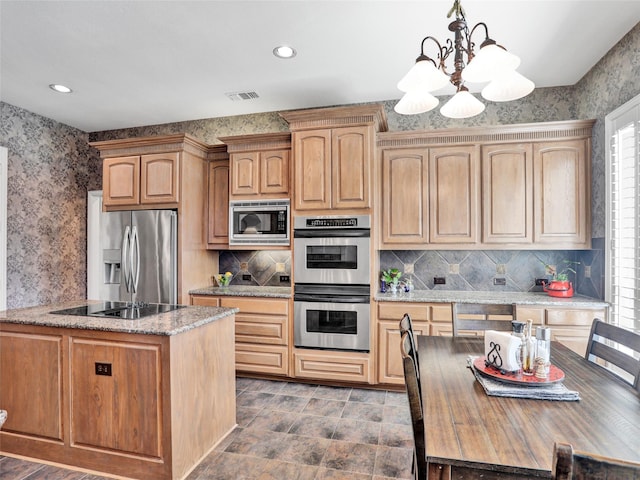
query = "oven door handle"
(294, 229, 370, 238)
(294, 294, 370, 304)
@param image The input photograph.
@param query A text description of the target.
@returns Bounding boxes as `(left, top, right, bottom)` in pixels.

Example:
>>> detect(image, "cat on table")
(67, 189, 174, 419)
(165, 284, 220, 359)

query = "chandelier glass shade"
(394, 0, 535, 118)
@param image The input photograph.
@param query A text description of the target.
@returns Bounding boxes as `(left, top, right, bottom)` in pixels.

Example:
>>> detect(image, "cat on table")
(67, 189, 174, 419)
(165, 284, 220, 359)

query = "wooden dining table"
(417, 335, 640, 479)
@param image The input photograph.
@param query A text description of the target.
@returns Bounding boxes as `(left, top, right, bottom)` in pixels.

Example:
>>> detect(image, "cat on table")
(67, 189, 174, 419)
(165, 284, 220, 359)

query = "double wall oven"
(293, 215, 371, 352)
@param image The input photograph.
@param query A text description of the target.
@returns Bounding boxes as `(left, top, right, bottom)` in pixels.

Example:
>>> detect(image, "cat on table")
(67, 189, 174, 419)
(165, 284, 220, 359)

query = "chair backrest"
(585, 318, 640, 391)
(400, 331, 426, 480)
(553, 442, 640, 479)
(400, 313, 420, 369)
(452, 303, 516, 336)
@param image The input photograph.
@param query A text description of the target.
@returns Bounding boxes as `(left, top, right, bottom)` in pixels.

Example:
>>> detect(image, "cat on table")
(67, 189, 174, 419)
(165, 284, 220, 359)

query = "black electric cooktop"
(50, 302, 185, 320)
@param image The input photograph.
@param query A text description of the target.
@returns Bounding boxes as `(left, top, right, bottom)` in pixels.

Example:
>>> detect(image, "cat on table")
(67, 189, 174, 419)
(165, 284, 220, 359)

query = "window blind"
(606, 94, 640, 331)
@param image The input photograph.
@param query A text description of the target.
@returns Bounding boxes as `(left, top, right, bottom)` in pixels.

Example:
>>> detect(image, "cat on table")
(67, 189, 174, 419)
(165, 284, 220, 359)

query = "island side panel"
(169, 312, 236, 479)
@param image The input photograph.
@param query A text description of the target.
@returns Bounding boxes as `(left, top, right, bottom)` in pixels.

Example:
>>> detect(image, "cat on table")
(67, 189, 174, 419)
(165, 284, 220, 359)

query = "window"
(606, 94, 640, 332)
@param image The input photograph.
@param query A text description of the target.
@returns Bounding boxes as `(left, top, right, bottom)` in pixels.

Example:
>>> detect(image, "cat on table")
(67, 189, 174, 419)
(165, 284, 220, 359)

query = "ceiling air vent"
(225, 91, 259, 102)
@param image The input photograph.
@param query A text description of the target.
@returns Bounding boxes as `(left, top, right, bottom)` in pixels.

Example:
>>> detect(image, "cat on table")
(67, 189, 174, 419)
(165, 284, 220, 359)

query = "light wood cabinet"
(381, 148, 429, 245)
(191, 295, 290, 376)
(292, 126, 371, 211)
(377, 120, 595, 250)
(376, 302, 452, 385)
(0, 331, 63, 440)
(429, 145, 480, 244)
(0, 316, 236, 480)
(218, 132, 291, 200)
(482, 143, 533, 244)
(518, 305, 606, 356)
(293, 349, 371, 384)
(70, 338, 162, 457)
(207, 145, 230, 249)
(91, 134, 216, 303)
(281, 104, 387, 214)
(102, 152, 178, 207)
(534, 139, 590, 247)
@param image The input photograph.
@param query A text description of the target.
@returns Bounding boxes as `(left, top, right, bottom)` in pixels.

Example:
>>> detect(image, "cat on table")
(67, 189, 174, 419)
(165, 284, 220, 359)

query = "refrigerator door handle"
(122, 225, 131, 293)
(131, 226, 140, 294)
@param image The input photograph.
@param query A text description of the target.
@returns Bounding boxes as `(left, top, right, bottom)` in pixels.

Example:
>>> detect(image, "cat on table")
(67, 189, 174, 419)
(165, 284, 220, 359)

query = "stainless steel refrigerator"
(100, 210, 178, 304)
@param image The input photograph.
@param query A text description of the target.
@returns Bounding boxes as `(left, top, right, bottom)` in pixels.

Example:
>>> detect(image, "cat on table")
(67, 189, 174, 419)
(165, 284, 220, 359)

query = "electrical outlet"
(493, 277, 506, 286)
(279, 275, 290, 283)
(95, 362, 112, 376)
(434, 277, 446, 285)
(242, 274, 252, 281)
(535, 278, 547, 286)
(584, 266, 591, 278)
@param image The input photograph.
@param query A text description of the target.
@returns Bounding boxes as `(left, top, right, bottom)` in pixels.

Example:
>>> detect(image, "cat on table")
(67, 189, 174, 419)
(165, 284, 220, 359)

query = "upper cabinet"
(377, 120, 595, 250)
(218, 132, 291, 200)
(281, 105, 387, 214)
(206, 145, 230, 249)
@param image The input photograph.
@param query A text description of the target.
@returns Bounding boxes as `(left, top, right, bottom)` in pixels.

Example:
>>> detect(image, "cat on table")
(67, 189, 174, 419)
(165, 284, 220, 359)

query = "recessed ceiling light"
(273, 45, 296, 59)
(49, 84, 72, 93)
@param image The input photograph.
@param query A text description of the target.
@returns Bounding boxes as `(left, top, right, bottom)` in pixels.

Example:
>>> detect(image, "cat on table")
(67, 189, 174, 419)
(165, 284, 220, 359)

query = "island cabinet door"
(0, 331, 63, 440)
(69, 337, 163, 459)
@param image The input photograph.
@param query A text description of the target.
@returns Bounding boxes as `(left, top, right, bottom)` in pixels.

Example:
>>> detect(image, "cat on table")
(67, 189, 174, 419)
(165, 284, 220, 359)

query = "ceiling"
(1, 1, 639, 133)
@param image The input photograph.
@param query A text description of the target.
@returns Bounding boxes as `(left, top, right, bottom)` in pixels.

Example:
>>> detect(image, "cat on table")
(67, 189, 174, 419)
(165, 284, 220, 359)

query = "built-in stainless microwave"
(229, 199, 290, 246)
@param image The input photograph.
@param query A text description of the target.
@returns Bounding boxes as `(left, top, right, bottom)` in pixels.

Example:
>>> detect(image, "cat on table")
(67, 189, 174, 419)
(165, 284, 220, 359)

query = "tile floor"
(0, 377, 414, 480)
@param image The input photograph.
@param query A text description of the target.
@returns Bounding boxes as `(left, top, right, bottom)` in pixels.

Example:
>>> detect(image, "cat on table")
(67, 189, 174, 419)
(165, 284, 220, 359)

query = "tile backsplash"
(380, 247, 604, 299)
(218, 251, 291, 287)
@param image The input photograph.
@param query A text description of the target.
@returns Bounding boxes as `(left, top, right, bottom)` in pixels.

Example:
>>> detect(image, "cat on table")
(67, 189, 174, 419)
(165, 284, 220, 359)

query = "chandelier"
(395, 0, 535, 119)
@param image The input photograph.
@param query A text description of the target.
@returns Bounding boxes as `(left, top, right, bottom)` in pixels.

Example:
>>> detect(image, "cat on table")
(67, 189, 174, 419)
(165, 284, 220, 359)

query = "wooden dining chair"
(400, 331, 426, 480)
(452, 303, 516, 336)
(584, 318, 640, 391)
(553, 442, 640, 479)
(400, 313, 420, 369)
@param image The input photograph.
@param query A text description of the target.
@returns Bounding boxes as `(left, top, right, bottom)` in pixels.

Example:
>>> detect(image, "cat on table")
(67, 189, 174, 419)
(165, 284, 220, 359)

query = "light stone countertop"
(189, 285, 292, 298)
(0, 300, 239, 336)
(374, 290, 609, 308)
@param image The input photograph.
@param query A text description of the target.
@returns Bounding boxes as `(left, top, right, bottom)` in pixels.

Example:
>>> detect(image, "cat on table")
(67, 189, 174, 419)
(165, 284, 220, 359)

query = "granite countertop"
(374, 290, 609, 308)
(189, 285, 292, 298)
(0, 300, 239, 336)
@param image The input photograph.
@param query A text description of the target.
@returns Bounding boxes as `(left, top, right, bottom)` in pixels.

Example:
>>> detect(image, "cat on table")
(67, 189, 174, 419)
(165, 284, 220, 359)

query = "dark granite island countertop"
(0, 299, 238, 335)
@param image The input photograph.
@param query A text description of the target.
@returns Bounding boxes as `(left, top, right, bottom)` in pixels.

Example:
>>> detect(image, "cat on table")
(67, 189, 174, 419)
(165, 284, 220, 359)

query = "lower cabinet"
(191, 295, 289, 376)
(376, 302, 452, 385)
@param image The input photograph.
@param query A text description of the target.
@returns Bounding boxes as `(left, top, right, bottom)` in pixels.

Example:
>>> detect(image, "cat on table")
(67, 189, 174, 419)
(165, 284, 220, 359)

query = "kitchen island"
(0, 301, 238, 480)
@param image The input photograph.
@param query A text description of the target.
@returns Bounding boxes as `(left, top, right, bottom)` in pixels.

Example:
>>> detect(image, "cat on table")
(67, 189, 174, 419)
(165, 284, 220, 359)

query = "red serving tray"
(473, 357, 565, 386)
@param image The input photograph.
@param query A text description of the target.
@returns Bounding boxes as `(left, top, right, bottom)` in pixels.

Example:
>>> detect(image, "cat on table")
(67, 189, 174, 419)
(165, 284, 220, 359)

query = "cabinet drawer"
(190, 295, 220, 307)
(516, 306, 545, 325)
(294, 350, 370, 383)
(235, 315, 287, 345)
(546, 308, 605, 327)
(220, 297, 289, 316)
(378, 302, 429, 322)
(550, 327, 591, 356)
(236, 343, 288, 375)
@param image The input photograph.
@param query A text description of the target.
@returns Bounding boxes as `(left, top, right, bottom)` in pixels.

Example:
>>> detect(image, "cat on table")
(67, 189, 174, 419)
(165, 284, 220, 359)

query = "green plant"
(381, 268, 402, 284)
(543, 260, 579, 282)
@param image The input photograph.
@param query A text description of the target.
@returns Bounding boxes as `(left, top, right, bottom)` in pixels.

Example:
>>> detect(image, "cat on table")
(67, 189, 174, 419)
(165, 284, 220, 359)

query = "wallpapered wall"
(0, 102, 102, 308)
(2, 23, 637, 307)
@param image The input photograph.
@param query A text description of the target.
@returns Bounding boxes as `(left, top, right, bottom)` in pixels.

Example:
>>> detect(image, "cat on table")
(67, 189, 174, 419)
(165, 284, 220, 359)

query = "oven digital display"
(305, 218, 358, 228)
(306, 310, 358, 335)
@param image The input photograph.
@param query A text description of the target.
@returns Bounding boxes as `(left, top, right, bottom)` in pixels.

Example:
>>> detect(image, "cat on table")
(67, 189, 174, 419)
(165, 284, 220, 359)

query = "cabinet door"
(429, 145, 480, 243)
(533, 140, 589, 246)
(332, 126, 371, 209)
(140, 152, 179, 204)
(260, 150, 290, 196)
(103, 156, 140, 206)
(230, 152, 260, 197)
(293, 130, 332, 210)
(207, 160, 229, 247)
(70, 338, 162, 458)
(381, 148, 429, 246)
(0, 332, 63, 440)
(482, 143, 533, 244)
(377, 320, 429, 385)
